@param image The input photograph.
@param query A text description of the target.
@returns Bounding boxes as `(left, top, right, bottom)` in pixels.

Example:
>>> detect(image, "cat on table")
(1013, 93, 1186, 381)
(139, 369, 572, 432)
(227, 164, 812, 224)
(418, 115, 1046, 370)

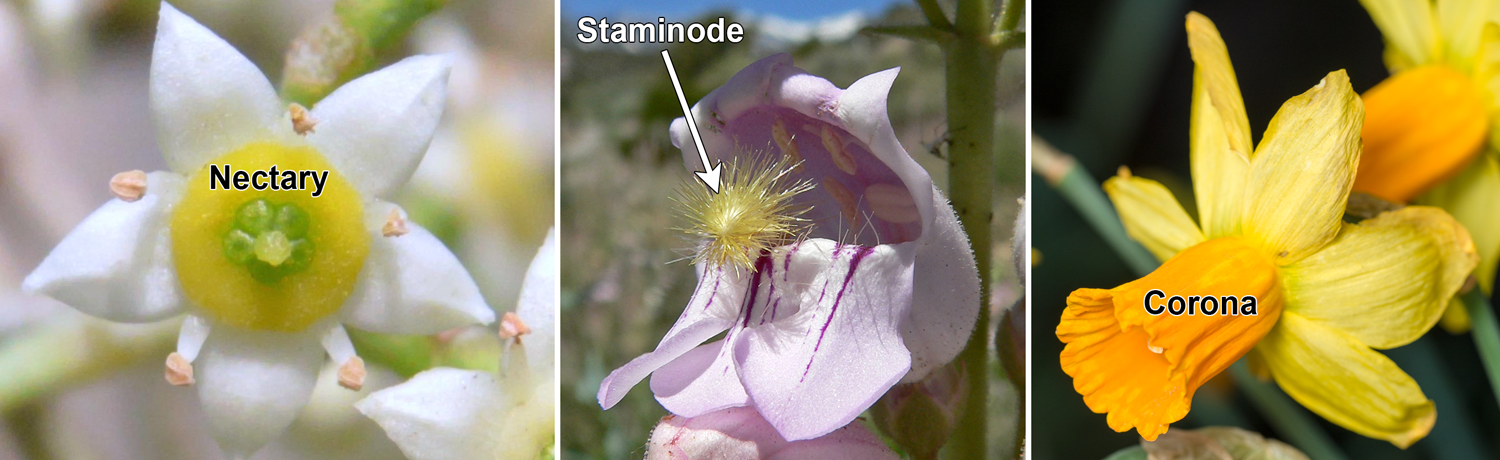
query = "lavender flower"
(598, 53, 980, 441)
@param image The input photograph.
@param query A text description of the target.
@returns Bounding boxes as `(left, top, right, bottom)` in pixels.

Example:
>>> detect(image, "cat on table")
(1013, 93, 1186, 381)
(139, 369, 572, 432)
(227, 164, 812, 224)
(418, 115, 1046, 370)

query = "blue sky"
(562, 0, 903, 21)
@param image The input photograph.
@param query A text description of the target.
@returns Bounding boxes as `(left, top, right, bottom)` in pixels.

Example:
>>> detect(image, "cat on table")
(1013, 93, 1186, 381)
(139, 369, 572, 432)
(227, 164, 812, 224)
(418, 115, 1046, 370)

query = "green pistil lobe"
(223, 199, 317, 284)
(255, 231, 293, 266)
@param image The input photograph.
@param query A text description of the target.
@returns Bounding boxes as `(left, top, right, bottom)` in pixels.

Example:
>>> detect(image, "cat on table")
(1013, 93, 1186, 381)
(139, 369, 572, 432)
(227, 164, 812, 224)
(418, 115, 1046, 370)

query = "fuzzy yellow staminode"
(674, 154, 813, 272)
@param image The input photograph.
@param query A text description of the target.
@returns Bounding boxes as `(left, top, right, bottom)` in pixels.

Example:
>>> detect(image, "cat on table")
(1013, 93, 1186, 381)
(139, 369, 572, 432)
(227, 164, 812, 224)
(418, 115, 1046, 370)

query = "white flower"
(20, 3, 494, 458)
(358, 228, 558, 460)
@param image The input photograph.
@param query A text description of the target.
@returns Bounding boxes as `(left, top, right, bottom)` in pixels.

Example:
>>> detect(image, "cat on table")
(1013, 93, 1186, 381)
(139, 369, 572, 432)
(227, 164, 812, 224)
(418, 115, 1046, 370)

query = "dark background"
(1034, 0, 1500, 459)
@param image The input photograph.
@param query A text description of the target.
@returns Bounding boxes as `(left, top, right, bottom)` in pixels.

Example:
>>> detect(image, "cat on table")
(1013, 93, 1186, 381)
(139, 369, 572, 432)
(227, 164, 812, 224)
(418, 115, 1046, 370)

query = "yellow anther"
(822, 176, 859, 231)
(822, 125, 857, 175)
(772, 117, 802, 168)
(865, 183, 920, 224)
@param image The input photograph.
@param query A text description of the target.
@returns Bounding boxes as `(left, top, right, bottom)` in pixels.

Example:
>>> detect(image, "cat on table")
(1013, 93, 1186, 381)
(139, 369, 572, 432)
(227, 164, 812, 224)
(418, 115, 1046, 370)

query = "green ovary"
(222, 199, 317, 283)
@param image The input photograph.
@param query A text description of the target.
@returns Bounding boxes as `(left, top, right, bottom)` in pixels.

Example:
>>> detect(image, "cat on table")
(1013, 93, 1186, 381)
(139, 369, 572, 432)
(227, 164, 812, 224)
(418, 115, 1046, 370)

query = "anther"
(382, 208, 408, 237)
(1117, 166, 1132, 178)
(338, 356, 366, 391)
(110, 170, 148, 202)
(290, 103, 318, 135)
(165, 352, 195, 386)
(499, 312, 532, 343)
(823, 125, 857, 175)
(772, 118, 803, 168)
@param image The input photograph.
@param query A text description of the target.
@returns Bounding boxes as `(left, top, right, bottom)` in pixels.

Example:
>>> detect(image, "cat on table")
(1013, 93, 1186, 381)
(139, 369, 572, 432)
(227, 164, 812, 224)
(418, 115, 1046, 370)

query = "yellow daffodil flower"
(1057, 12, 1479, 448)
(1359, 0, 1500, 332)
(1356, 0, 1497, 202)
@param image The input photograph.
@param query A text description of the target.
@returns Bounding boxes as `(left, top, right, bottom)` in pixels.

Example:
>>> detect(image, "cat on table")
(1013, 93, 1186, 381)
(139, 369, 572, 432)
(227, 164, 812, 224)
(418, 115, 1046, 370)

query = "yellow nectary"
(172, 142, 368, 332)
(1357, 65, 1488, 203)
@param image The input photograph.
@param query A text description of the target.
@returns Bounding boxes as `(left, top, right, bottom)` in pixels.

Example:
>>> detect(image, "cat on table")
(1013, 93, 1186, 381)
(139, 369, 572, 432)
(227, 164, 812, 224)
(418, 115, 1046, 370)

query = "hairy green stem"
(941, 0, 1006, 457)
(995, 0, 1024, 35)
(1463, 289, 1500, 402)
(280, 0, 447, 105)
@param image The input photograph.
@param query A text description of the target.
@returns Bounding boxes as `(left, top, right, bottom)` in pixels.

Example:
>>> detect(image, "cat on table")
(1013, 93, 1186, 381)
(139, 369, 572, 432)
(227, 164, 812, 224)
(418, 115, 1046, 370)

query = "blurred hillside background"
(0, 0, 553, 458)
(558, 0, 1025, 458)
(1034, 0, 1500, 459)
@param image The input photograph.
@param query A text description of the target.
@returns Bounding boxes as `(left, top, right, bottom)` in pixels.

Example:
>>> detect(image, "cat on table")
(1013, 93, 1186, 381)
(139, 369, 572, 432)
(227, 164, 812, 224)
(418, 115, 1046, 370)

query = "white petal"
(150, 2, 285, 173)
(356, 368, 505, 460)
(23, 172, 186, 322)
(308, 55, 451, 198)
(517, 227, 557, 374)
(903, 186, 980, 382)
(195, 323, 324, 459)
(340, 202, 495, 334)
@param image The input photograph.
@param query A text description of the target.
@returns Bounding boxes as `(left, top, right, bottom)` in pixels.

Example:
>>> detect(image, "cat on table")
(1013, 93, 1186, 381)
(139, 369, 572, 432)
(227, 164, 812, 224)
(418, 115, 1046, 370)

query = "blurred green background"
(558, 0, 1025, 457)
(1034, 0, 1500, 458)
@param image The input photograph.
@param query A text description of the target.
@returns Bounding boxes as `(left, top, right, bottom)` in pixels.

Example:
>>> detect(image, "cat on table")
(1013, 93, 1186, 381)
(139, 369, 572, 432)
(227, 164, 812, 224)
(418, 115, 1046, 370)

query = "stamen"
(289, 103, 318, 135)
(823, 176, 860, 232)
(110, 170, 148, 202)
(165, 352, 194, 386)
(499, 312, 532, 343)
(822, 125, 857, 175)
(1117, 166, 1132, 178)
(865, 183, 921, 224)
(337, 356, 366, 391)
(772, 118, 802, 167)
(382, 208, 408, 237)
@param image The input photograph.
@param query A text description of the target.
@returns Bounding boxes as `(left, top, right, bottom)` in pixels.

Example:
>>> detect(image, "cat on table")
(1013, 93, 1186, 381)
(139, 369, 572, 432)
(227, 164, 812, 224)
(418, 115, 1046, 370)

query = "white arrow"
(661, 49, 721, 193)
